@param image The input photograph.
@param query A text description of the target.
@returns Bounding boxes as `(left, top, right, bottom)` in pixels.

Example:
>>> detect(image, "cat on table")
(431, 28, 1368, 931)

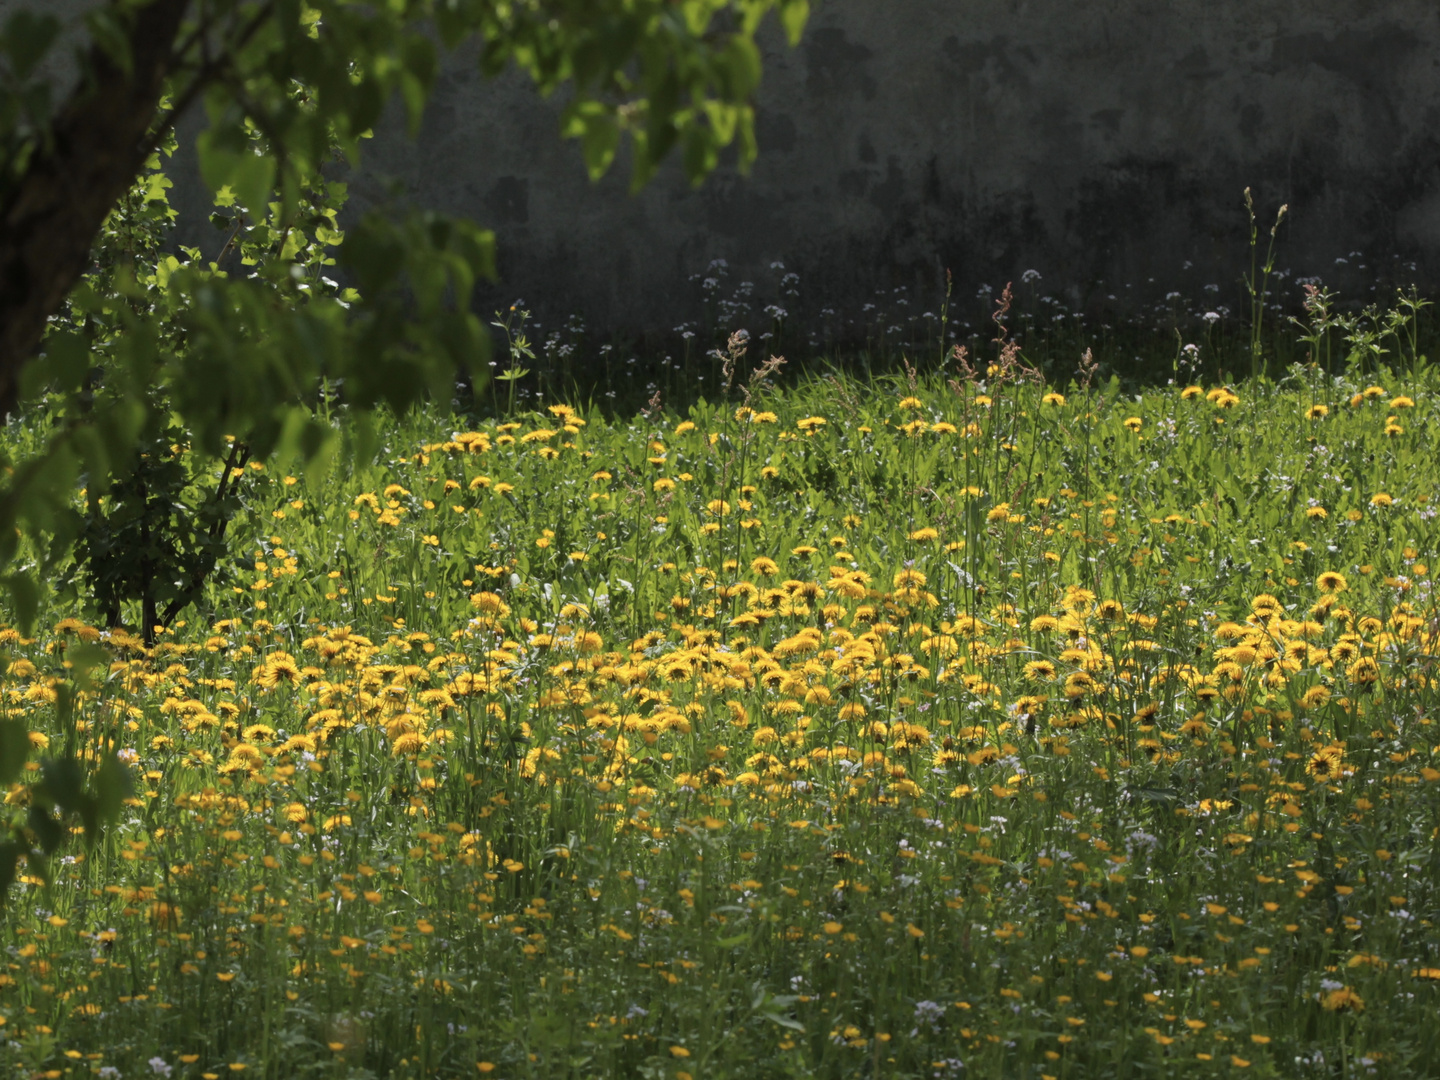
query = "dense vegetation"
(2, 342, 1439, 1077)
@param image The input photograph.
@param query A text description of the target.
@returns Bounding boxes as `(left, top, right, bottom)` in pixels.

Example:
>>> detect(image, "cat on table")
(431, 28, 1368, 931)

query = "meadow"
(3, 341, 1440, 1079)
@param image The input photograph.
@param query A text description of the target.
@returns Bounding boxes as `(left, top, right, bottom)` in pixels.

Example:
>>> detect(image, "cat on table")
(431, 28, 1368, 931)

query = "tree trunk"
(0, 0, 191, 415)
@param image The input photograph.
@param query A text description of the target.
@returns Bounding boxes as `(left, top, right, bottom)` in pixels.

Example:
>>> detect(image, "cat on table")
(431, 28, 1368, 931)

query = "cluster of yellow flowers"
(2, 375, 1438, 1077)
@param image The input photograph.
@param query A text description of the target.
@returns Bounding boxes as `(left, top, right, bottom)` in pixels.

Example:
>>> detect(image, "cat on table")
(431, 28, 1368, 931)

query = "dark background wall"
(345, 0, 1440, 333)
(13, 1, 1440, 337)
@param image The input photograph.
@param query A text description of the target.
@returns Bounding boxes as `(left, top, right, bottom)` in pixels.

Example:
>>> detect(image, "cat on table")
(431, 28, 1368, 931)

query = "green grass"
(3, 358, 1440, 1079)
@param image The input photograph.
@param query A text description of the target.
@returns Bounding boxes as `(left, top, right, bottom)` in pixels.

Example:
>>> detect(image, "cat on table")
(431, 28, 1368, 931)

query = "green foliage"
(0, 8, 60, 177)
(0, 0, 809, 902)
(0, 0, 809, 624)
(0, 643, 130, 898)
(68, 427, 255, 638)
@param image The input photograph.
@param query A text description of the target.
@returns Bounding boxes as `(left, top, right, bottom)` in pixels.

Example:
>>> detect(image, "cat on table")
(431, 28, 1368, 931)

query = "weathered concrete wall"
(341, 0, 1440, 332)
(9, 0, 1440, 335)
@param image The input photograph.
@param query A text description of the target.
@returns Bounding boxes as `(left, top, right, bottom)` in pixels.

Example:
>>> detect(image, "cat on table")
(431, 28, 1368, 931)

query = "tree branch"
(146, 0, 278, 161)
(158, 438, 250, 628)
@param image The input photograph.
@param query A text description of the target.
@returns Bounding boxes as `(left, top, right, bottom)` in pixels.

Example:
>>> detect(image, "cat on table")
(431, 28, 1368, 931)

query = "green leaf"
(38, 756, 86, 816)
(563, 102, 620, 180)
(1, 10, 60, 79)
(350, 411, 381, 469)
(5, 573, 38, 635)
(341, 218, 404, 295)
(41, 331, 92, 395)
(682, 125, 718, 185)
(26, 803, 64, 855)
(64, 641, 112, 692)
(0, 719, 29, 786)
(734, 106, 758, 173)
(24, 849, 49, 887)
(761, 1012, 806, 1032)
(718, 36, 763, 100)
(82, 7, 133, 77)
(0, 840, 24, 897)
(778, 0, 811, 45)
(228, 153, 277, 220)
(197, 132, 277, 216)
(91, 754, 131, 832)
(301, 420, 340, 488)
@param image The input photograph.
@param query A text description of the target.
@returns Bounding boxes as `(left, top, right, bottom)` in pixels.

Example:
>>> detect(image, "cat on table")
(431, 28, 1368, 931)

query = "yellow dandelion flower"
(1307, 745, 1345, 780)
(1023, 660, 1056, 682)
(470, 591, 512, 616)
(1320, 986, 1364, 1012)
(256, 654, 302, 689)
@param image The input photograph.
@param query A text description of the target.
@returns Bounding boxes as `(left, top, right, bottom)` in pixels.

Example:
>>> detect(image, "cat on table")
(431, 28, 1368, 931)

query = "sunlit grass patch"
(3, 364, 1440, 1077)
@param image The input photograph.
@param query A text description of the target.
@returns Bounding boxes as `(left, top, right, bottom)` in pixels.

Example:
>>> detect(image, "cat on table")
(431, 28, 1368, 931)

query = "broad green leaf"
(45, 330, 92, 393)
(38, 756, 86, 816)
(0, 719, 29, 786)
(564, 102, 621, 180)
(91, 754, 131, 831)
(1, 10, 59, 79)
(197, 133, 277, 217)
(718, 36, 763, 100)
(5, 573, 38, 634)
(63, 641, 112, 691)
(82, 6, 133, 76)
(0, 841, 23, 897)
(301, 420, 340, 487)
(26, 803, 64, 855)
